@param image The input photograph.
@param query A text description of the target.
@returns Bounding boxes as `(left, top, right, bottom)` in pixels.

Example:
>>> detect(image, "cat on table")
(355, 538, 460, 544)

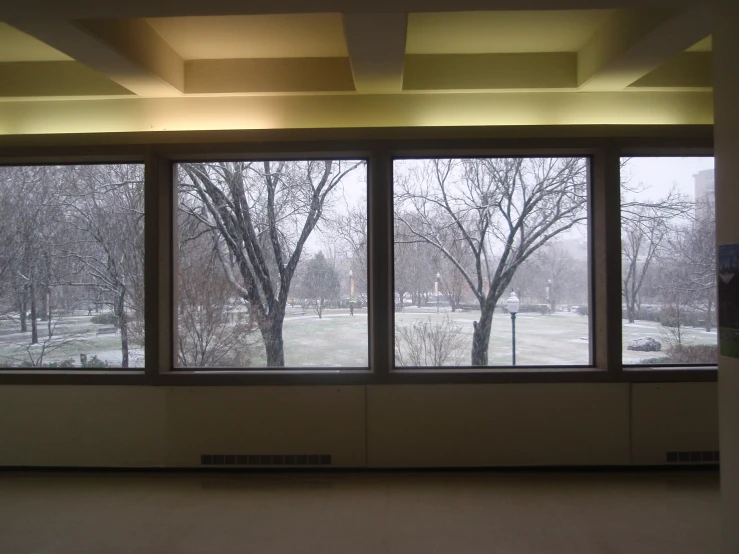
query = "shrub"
(91, 312, 119, 326)
(576, 305, 589, 316)
(395, 316, 466, 367)
(18, 358, 76, 368)
(514, 304, 549, 314)
(640, 357, 670, 364)
(81, 355, 109, 368)
(639, 345, 718, 365)
(666, 344, 718, 364)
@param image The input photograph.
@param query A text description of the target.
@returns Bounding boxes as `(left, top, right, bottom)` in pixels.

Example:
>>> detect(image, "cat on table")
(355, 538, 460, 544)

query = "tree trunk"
(40, 289, 48, 321)
(471, 303, 494, 366)
(19, 293, 27, 333)
(396, 290, 406, 312)
(30, 282, 38, 345)
(117, 290, 129, 368)
(706, 297, 714, 332)
(262, 319, 285, 367)
(626, 298, 636, 324)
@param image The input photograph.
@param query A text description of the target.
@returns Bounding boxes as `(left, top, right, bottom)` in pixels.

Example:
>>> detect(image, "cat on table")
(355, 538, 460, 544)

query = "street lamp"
(436, 272, 441, 314)
(506, 291, 520, 366)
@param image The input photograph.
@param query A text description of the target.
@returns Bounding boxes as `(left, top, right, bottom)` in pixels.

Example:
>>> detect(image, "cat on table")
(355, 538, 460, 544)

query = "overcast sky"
(622, 156, 714, 201)
(307, 156, 716, 259)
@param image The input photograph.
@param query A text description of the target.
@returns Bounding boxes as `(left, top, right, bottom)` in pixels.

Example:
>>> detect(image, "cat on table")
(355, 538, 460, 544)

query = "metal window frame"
(0, 125, 716, 385)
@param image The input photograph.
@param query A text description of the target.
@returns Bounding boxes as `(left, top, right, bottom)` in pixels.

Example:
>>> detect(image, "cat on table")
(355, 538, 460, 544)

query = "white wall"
(0, 383, 717, 469)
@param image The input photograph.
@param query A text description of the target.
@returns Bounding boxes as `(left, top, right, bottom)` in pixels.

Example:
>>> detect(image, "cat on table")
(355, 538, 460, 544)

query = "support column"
(713, 1, 739, 552)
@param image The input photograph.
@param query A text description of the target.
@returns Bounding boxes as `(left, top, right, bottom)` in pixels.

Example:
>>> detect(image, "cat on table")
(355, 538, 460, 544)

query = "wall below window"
(0, 382, 718, 468)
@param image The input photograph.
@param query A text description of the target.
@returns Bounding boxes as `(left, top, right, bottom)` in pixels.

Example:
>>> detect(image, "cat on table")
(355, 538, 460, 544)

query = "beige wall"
(0, 383, 717, 468)
(713, 1, 739, 552)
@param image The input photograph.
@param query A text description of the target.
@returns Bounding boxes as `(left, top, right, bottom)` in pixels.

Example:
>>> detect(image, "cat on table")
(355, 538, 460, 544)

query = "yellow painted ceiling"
(0, 22, 71, 62)
(406, 10, 614, 54)
(687, 36, 712, 52)
(147, 14, 349, 60)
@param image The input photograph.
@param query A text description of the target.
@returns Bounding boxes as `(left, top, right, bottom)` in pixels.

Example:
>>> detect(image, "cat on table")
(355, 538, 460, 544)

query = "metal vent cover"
(665, 451, 719, 464)
(201, 454, 332, 466)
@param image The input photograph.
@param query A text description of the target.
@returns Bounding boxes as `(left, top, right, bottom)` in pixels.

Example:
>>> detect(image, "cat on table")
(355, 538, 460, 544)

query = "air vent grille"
(665, 451, 719, 464)
(201, 454, 332, 466)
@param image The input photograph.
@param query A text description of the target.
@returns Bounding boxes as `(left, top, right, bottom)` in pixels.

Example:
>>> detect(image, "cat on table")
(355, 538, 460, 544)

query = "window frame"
(390, 153, 596, 369)
(0, 126, 716, 385)
(172, 155, 373, 371)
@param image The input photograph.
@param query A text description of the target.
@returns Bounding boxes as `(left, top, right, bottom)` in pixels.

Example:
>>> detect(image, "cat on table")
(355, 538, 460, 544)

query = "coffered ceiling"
(0, 1, 714, 134)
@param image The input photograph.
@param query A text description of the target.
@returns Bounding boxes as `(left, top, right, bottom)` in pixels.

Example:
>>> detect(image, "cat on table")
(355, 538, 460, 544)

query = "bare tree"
(58, 165, 145, 368)
(329, 197, 368, 301)
(0, 166, 62, 344)
(178, 216, 257, 367)
(666, 207, 716, 331)
(301, 251, 341, 319)
(179, 160, 362, 367)
(395, 158, 588, 366)
(620, 167, 692, 324)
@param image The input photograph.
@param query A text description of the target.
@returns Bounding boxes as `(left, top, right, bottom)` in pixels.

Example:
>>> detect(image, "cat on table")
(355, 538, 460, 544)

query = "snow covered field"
(0, 309, 717, 368)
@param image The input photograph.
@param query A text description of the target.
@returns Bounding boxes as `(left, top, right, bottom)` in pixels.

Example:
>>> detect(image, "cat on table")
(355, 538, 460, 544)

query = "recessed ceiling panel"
(0, 22, 72, 62)
(147, 14, 348, 60)
(407, 10, 613, 54)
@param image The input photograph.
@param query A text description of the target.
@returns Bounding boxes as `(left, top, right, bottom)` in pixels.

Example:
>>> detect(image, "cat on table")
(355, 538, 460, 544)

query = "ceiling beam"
(629, 51, 712, 89)
(0, 91, 713, 137)
(185, 58, 355, 94)
(342, 13, 407, 93)
(0, 0, 704, 20)
(7, 19, 184, 97)
(0, 61, 133, 97)
(577, 8, 712, 91)
(404, 53, 577, 91)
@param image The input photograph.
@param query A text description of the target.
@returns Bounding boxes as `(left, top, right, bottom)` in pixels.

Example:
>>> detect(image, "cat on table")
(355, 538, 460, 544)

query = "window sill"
(0, 366, 717, 386)
(0, 370, 146, 385)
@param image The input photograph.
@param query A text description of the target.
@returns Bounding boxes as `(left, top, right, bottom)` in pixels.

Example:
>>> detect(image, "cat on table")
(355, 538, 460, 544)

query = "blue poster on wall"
(719, 244, 739, 358)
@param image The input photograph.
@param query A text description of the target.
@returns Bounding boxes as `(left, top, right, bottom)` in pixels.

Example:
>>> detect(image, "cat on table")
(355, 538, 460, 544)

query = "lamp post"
(506, 291, 520, 366)
(436, 272, 440, 314)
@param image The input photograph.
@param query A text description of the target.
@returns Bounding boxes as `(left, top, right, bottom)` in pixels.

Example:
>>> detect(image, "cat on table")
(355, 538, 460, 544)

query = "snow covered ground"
(0, 309, 717, 368)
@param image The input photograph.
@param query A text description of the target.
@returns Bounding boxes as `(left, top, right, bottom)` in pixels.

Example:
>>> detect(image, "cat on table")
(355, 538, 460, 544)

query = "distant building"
(694, 168, 715, 223)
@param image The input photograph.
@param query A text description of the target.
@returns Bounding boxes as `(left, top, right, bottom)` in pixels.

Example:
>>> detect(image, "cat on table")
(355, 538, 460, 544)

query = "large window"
(0, 139, 716, 382)
(0, 164, 145, 368)
(621, 157, 717, 366)
(393, 157, 591, 367)
(176, 160, 368, 368)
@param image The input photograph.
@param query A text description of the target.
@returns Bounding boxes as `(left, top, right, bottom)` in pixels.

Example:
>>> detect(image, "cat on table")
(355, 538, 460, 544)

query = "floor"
(0, 469, 721, 554)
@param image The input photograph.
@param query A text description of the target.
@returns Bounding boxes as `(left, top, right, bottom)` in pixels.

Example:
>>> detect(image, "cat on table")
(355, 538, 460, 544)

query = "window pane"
(621, 157, 717, 366)
(0, 164, 145, 369)
(176, 160, 368, 369)
(393, 157, 591, 368)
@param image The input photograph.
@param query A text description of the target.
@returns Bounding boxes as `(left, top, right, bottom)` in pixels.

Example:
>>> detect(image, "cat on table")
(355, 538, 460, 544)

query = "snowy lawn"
(0, 308, 717, 368)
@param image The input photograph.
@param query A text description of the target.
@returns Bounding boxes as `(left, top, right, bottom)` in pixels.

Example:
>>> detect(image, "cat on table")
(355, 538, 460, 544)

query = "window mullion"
(369, 150, 393, 380)
(144, 150, 174, 379)
(591, 145, 623, 375)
